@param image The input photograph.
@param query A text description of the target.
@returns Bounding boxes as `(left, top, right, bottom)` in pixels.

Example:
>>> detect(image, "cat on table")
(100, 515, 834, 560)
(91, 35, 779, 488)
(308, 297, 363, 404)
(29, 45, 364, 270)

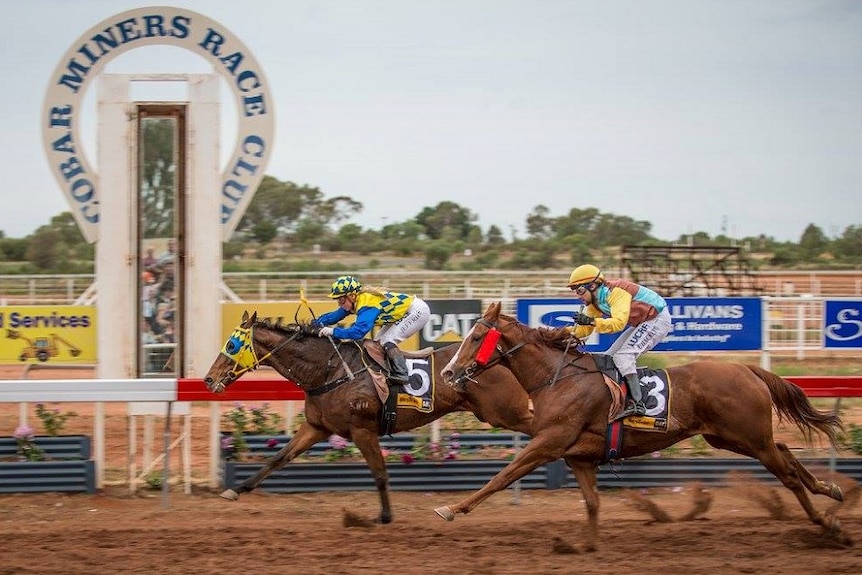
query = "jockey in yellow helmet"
(566, 265, 671, 418)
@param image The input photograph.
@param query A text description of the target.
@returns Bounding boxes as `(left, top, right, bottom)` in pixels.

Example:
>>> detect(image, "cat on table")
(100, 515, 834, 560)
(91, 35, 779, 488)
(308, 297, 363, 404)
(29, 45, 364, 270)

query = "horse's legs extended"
(747, 442, 843, 534)
(775, 443, 844, 501)
(221, 422, 329, 500)
(351, 427, 394, 524)
(567, 459, 600, 553)
(434, 435, 565, 521)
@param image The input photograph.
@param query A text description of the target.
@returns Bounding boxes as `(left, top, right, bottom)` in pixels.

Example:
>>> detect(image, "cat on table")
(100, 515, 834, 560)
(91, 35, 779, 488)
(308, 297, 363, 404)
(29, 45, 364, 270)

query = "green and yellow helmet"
(567, 264, 604, 288)
(329, 275, 362, 298)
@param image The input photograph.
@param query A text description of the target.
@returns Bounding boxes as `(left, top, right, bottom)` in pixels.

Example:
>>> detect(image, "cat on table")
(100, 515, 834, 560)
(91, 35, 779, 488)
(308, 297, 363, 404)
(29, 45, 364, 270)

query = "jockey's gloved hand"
(317, 326, 334, 338)
(573, 311, 595, 326)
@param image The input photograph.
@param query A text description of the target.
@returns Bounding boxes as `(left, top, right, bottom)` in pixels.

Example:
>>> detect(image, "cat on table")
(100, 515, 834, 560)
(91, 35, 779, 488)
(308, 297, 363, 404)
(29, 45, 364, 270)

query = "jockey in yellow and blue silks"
(566, 264, 672, 419)
(311, 275, 431, 385)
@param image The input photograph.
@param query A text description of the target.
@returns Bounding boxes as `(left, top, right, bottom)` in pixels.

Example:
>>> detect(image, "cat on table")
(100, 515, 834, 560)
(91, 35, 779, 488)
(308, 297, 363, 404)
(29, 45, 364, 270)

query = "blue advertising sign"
(660, 298, 761, 351)
(824, 300, 862, 349)
(516, 297, 762, 352)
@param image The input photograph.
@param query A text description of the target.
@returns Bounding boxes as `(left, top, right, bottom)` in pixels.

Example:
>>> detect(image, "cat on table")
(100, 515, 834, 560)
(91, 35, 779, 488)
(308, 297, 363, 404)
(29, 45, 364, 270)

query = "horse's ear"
(241, 310, 250, 322)
(250, 311, 258, 323)
(487, 301, 501, 318)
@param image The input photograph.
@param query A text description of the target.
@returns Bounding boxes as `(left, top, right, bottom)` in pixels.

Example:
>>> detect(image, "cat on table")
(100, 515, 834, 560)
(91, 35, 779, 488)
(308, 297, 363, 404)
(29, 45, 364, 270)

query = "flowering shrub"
(13, 425, 44, 462)
(324, 434, 361, 461)
(35, 403, 78, 436)
(221, 403, 284, 461)
(222, 402, 283, 435)
(403, 432, 462, 464)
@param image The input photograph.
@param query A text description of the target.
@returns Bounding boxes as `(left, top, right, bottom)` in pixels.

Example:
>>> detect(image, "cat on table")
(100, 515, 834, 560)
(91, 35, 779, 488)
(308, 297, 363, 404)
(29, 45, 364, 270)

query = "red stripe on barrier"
(177, 378, 305, 402)
(785, 376, 862, 398)
(174, 375, 862, 402)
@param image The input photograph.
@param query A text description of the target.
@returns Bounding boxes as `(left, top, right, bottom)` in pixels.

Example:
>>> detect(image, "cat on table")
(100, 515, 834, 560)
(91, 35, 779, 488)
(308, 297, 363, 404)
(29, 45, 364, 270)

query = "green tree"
(0, 237, 28, 262)
(139, 118, 176, 238)
(415, 202, 477, 240)
(26, 228, 62, 270)
(525, 205, 554, 240)
(423, 241, 454, 270)
(486, 225, 506, 246)
(799, 223, 828, 259)
(239, 176, 364, 237)
(250, 221, 278, 245)
(833, 225, 862, 264)
(553, 207, 601, 238)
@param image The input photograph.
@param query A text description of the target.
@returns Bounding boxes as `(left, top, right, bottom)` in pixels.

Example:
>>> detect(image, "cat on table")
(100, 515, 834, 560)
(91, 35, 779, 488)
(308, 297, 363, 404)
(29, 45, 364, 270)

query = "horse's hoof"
(220, 489, 239, 501)
(434, 506, 455, 521)
(830, 483, 845, 502)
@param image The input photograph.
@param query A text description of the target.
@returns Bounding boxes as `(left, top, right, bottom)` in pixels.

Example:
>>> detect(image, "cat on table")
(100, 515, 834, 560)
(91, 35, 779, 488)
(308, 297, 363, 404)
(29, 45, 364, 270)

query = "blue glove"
(573, 311, 595, 326)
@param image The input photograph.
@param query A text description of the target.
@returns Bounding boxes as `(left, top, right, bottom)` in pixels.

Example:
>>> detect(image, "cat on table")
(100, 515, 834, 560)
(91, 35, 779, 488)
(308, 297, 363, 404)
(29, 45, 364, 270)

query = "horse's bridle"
(219, 324, 302, 384)
(454, 318, 527, 387)
(456, 318, 593, 395)
(218, 323, 369, 394)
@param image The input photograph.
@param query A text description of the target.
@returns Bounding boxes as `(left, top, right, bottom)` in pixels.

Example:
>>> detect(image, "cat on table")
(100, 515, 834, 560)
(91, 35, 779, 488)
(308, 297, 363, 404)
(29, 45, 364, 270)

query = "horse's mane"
(255, 317, 308, 336)
(498, 313, 585, 353)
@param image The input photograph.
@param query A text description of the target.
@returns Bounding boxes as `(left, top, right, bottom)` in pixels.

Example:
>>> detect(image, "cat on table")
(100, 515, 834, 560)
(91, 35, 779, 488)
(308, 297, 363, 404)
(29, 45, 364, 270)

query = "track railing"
(1, 375, 861, 493)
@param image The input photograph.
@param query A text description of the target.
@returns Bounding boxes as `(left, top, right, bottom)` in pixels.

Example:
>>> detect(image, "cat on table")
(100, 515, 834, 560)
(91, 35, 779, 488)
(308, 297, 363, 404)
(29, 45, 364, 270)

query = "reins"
(460, 317, 597, 395)
(222, 323, 366, 393)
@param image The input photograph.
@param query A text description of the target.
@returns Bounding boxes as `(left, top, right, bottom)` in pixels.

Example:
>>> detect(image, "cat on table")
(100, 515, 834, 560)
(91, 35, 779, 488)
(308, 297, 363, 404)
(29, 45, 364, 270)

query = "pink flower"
(266, 438, 279, 448)
(401, 453, 414, 464)
(328, 434, 350, 450)
(13, 425, 34, 441)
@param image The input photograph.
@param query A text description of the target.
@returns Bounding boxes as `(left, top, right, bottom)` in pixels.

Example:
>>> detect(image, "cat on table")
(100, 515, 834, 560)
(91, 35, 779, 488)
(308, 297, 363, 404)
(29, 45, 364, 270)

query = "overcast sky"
(3, 0, 861, 243)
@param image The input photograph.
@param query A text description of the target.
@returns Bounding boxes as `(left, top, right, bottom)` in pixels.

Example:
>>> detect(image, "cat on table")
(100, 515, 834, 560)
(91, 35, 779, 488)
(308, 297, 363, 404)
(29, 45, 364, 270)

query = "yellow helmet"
(329, 275, 362, 298)
(567, 264, 603, 288)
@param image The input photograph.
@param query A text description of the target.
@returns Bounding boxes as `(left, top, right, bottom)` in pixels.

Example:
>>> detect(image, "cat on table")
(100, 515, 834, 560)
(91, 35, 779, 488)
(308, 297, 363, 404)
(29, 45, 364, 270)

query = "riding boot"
(618, 373, 647, 418)
(383, 342, 410, 385)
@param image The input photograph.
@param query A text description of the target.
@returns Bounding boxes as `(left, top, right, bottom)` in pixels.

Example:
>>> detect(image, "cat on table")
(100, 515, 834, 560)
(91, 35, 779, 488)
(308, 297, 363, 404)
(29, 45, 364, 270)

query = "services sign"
(0, 306, 97, 364)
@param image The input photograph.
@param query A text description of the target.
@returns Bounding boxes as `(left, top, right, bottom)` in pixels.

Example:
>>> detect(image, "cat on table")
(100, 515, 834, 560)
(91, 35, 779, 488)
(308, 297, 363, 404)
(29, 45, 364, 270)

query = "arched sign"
(42, 6, 275, 243)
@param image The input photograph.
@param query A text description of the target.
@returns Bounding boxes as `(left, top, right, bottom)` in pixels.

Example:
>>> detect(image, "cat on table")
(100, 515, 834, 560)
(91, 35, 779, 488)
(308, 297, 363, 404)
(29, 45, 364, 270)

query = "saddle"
(591, 353, 627, 420)
(361, 341, 435, 369)
(360, 342, 435, 436)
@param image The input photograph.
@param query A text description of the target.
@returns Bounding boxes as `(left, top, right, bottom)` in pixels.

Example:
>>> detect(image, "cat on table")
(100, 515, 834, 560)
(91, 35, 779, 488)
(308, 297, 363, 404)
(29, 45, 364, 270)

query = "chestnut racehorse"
(438, 301, 846, 549)
(203, 311, 533, 524)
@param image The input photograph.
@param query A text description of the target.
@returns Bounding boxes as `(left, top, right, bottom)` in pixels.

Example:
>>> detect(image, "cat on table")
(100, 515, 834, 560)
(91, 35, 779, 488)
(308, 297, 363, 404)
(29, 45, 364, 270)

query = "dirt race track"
(2, 480, 862, 575)
(4, 360, 862, 574)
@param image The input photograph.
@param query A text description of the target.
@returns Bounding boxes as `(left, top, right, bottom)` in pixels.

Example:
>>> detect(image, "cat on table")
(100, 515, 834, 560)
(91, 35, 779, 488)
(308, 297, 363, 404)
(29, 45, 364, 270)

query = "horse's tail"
(746, 364, 844, 450)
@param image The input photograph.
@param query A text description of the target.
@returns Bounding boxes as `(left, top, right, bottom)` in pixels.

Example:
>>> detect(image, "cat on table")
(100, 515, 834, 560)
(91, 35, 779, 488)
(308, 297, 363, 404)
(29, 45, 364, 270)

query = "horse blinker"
(475, 328, 501, 365)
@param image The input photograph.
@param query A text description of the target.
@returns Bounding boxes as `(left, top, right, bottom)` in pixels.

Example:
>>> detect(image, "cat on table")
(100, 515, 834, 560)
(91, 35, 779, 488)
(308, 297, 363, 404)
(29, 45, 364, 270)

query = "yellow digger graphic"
(6, 329, 82, 362)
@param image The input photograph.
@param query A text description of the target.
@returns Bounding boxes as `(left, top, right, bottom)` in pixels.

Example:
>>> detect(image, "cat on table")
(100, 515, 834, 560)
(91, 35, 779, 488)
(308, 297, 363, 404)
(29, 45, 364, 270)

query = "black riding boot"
(620, 373, 647, 417)
(383, 342, 410, 385)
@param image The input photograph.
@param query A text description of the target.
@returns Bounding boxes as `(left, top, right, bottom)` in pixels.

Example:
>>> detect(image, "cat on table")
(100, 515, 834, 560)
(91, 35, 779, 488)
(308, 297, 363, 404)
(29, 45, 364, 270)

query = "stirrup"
(387, 373, 409, 385)
(617, 400, 646, 420)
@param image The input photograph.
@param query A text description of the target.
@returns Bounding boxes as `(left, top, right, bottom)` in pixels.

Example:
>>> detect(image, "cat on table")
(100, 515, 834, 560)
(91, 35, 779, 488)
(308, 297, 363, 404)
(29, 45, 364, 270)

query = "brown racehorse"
(437, 301, 847, 550)
(202, 311, 533, 524)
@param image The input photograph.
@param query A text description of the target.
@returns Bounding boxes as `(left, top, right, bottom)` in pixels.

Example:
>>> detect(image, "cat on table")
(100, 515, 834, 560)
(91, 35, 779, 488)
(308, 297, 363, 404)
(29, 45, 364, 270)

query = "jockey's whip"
(300, 288, 354, 380)
(297, 288, 317, 323)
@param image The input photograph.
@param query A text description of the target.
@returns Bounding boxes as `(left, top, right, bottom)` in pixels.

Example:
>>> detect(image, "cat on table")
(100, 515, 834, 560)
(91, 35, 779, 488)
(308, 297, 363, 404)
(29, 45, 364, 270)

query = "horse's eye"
(226, 336, 241, 354)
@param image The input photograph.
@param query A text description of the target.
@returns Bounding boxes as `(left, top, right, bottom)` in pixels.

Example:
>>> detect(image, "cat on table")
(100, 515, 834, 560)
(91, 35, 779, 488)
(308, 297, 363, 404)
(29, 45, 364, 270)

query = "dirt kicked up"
(1, 475, 861, 575)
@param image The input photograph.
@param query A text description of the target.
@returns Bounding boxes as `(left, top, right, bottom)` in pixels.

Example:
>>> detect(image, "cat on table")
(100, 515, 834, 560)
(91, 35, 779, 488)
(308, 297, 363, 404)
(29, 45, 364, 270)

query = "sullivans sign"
(41, 6, 275, 243)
